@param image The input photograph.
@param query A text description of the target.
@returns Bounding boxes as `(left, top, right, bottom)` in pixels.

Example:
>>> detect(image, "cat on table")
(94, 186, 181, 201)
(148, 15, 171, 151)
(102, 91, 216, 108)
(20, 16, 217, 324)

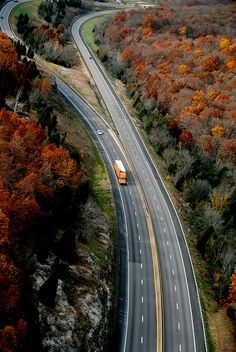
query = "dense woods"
(95, 0, 236, 305)
(0, 33, 85, 351)
(15, 0, 84, 67)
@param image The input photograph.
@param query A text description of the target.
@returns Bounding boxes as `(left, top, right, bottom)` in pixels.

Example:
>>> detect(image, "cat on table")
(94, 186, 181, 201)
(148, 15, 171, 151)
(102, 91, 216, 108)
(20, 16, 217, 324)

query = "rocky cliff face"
(31, 198, 114, 352)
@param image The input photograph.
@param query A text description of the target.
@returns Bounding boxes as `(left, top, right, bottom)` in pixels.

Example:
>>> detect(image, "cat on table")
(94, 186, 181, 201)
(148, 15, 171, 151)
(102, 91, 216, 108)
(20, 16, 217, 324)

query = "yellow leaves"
(206, 90, 219, 99)
(210, 188, 230, 210)
(194, 49, 202, 56)
(192, 90, 205, 103)
(225, 59, 236, 70)
(219, 38, 231, 50)
(211, 125, 225, 137)
(179, 64, 190, 75)
(179, 27, 187, 35)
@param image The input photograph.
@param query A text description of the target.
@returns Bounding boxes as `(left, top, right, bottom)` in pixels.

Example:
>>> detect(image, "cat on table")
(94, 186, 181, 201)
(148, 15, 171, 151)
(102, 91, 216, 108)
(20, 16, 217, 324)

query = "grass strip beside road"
(11, 0, 46, 27)
(81, 15, 107, 53)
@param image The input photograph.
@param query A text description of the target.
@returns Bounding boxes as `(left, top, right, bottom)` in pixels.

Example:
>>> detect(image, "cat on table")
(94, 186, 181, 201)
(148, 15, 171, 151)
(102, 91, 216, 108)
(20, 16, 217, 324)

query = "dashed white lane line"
(157, 206, 159, 210)
(174, 285, 177, 292)
(169, 254, 172, 260)
(138, 235, 141, 241)
(135, 211, 137, 217)
(141, 263, 143, 269)
(141, 279, 144, 285)
(178, 322, 181, 330)
(141, 336, 143, 344)
(172, 269, 175, 275)
(167, 241, 169, 246)
(132, 201, 134, 206)
(163, 228, 166, 233)
(146, 178, 148, 182)
(179, 344, 182, 351)
(160, 217, 163, 222)
(140, 249, 142, 255)
(129, 191, 132, 195)
(154, 196, 156, 200)
(142, 296, 144, 303)
(137, 223, 139, 228)
(176, 303, 179, 310)
(142, 315, 144, 323)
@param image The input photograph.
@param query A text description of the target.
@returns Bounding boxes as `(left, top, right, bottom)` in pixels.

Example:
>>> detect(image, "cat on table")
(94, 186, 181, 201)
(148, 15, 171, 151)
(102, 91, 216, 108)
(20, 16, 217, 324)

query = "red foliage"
(179, 130, 194, 145)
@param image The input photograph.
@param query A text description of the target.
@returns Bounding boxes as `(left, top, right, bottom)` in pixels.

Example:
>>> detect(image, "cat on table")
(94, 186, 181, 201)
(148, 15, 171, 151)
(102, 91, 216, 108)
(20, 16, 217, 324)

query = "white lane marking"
(135, 211, 137, 216)
(142, 296, 144, 303)
(154, 196, 156, 200)
(141, 336, 143, 344)
(172, 269, 175, 275)
(160, 217, 163, 222)
(157, 206, 159, 210)
(169, 254, 172, 260)
(178, 322, 181, 330)
(137, 223, 139, 228)
(141, 263, 143, 269)
(140, 249, 142, 255)
(167, 241, 169, 246)
(132, 201, 134, 206)
(146, 178, 148, 182)
(142, 315, 144, 323)
(141, 279, 144, 285)
(179, 344, 182, 351)
(138, 235, 141, 241)
(163, 228, 166, 233)
(112, 149, 115, 153)
(176, 303, 179, 310)
(129, 191, 132, 195)
(174, 285, 177, 292)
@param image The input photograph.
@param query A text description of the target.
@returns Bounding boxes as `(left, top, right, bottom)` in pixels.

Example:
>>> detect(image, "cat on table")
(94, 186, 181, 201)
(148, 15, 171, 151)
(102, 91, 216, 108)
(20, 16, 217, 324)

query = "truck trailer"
(114, 160, 127, 185)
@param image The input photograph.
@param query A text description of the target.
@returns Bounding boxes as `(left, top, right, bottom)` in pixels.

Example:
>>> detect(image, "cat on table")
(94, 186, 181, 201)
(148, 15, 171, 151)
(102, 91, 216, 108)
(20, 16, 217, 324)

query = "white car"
(97, 130, 103, 135)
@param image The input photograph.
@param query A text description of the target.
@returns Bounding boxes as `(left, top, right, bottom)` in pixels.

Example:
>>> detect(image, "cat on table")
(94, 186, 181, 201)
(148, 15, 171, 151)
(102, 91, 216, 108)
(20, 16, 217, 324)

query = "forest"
(94, 0, 236, 306)
(0, 32, 86, 351)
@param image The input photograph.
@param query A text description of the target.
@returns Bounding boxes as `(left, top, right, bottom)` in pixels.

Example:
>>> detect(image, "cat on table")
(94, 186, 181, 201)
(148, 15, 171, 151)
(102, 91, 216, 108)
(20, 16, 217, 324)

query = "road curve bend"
(72, 10, 208, 352)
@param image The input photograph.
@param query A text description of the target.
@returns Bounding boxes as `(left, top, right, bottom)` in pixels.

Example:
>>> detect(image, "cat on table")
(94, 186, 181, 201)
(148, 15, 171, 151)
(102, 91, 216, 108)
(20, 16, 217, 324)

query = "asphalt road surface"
(0, 2, 207, 352)
(0, 2, 158, 352)
(71, 10, 207, 352)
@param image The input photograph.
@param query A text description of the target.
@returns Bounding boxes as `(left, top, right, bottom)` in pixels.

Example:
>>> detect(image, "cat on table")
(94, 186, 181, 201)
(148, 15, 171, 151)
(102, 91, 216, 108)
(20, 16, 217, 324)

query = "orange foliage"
(211, 125, 225, 137)
(179, 64, 190, 74)
(57, 23, 65, 33)
(229, 270, 236, 302)
(121, 47, 133, 61)
(225, 59, 236, 70)
(201, 56, 221, 72)
(179, 130, 193, 145)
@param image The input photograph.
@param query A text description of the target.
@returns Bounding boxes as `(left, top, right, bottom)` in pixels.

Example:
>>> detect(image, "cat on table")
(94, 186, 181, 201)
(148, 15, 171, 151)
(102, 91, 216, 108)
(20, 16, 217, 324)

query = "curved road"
(0, 2, 207, 352)
(0, 2, 158, 352)
(72, 10, 207, 352)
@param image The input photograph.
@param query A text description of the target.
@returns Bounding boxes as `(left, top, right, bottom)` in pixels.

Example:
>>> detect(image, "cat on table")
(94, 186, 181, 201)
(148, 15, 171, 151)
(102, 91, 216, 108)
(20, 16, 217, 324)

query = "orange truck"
(114, 160, 127, 185)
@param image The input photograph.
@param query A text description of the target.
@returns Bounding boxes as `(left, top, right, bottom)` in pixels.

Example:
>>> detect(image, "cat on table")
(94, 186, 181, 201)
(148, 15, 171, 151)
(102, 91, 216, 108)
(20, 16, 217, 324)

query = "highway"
(72, 10, 207, 352)
(0, 2, 158, 352)
(0, 2, 207, 352)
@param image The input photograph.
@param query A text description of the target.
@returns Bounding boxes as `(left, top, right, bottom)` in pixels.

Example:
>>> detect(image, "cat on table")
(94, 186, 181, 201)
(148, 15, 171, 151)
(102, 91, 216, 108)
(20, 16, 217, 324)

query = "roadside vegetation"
(93, 0, 236, 350)
(0, 1, 118, 351)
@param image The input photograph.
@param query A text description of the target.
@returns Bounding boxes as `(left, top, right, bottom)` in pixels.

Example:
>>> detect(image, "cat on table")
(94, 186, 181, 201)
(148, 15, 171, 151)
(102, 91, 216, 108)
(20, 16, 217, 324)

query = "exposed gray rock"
(31, 198, 114, 352)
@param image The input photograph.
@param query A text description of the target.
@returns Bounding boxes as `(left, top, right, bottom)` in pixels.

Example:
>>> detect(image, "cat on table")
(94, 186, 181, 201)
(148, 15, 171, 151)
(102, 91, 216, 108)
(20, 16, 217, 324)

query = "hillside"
(0, 32, 116, 352)
(94, 0, 236, 348)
